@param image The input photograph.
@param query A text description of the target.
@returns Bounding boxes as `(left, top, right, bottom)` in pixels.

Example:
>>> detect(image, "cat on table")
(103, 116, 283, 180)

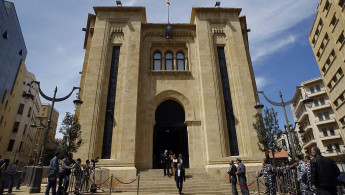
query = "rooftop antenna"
(215, 1, 221, 7)
(166, 0, 170, 24)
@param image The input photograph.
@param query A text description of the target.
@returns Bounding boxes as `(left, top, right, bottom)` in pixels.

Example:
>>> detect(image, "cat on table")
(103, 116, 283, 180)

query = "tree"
(59, 112, 82, 157)
(253, 108, 282, 163)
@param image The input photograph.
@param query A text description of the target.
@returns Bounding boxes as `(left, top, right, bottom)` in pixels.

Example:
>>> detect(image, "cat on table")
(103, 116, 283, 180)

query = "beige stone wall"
(308, 0, 345, 139)
(0, 61, 27, 165)
(75, 6, 263, 179)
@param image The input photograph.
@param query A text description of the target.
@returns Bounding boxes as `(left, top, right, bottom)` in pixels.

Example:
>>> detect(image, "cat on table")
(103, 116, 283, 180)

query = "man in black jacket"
(310, 146, 340, 195)
(175, 163, 185, 195)
(161, 150, 170, 176)
(227, 160, 238, 195)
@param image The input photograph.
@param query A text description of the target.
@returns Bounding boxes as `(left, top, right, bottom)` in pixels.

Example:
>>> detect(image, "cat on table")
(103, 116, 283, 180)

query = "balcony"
(301, 125, 313, 136)
(320, 133, 342, 141)
(303, 139, 317, 148)
(310, 102, 331, 111)
(298, 111, 309, 123)
(323, 150, 342, 158)
(307, 89, 326, 98)
(315, 117, 337, 126)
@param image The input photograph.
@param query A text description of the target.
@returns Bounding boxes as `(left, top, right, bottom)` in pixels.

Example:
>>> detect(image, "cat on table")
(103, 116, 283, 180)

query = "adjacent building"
(75, 5, 263, 181)
(0, 0, 29, 165)
(309, 0, 345, 139)
(291, 77, 344, 164)
(31, 104, 59, 165)
(2, 72, 41, 168)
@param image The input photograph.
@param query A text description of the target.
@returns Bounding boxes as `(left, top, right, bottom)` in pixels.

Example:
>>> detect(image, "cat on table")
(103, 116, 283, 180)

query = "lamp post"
(22, 81, 82, 193)
(254, 86, 313, 161)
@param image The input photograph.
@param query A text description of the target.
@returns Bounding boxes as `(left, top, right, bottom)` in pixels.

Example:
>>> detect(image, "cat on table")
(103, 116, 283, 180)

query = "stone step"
(111, 168, 233, 194)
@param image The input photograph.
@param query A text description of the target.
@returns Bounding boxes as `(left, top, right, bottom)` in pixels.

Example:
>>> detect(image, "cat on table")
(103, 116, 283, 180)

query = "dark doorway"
(153, 100, 189, 169)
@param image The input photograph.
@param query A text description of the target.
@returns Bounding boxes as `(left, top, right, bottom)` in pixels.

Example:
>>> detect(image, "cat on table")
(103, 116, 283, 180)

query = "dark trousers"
(57, 173, 69, 195)
(81, 176, 89, 191)
(238, 176, 249, 195)
(230, 176, 238, 195)
(163, 162, 170, 176)
(176, 177, 183, 194)
(317, 185, 337, 195)
(264, 182, 276, 195)
(0, 173, 5, 194)
(7, 174, 15, 193)
(45, 179, 57, 195)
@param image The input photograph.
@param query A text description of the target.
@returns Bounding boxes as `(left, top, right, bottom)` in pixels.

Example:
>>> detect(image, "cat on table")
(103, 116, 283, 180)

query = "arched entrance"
(153, 100, 189, 169)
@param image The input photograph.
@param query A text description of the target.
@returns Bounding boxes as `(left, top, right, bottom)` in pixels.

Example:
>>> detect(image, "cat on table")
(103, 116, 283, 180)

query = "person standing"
(161, 150, 170, 176)
(0, 156, 6, 194)
(310, 146, 340, 195)
(257, 158, 276, 195)
(81, 160, 91, 192)
(172, 154, 178, 175)
(7, 160, 18, 193)
(57, 153, 76, 195)
(74, 158, 82, 192)
(291, 155, 307, 195)
(227, 160, 238, 195)
(177, 154, 184, 167)
(303, 156, 313, 195)
(45, 152, 61, 195)
(235, 158, 249, 195)
(174, 163, 185, 195)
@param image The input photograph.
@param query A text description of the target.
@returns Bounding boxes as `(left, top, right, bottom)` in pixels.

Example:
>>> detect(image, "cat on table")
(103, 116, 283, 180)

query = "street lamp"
(22, 81, 82, 193)
(254, 86, 313, 160)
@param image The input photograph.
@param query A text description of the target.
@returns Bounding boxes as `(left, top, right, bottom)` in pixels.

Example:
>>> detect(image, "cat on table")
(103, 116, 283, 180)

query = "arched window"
(165, 52, 173, 70)
(177, 52, 185, 70)
(153, 52, 162, 70)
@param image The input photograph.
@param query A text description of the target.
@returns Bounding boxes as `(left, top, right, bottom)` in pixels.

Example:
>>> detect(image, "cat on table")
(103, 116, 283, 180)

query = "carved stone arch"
(151, 90, 195, 122)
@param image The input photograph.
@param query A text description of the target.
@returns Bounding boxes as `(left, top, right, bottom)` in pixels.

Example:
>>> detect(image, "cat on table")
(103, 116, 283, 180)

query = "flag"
(166, 0, 170, 5)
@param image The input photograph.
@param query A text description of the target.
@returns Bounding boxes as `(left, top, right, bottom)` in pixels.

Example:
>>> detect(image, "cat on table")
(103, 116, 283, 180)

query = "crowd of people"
(228, 146, 341, 195)
(160, 150, 186, 194)
(45, 152, 92, 195)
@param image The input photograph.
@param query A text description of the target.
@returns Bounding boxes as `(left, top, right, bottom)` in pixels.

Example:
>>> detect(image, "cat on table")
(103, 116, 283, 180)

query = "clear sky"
(10, 0, 321, 138)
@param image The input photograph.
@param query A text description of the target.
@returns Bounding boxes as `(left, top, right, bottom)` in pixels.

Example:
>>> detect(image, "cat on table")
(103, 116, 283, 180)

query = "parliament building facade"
(76, 6, 263, 180)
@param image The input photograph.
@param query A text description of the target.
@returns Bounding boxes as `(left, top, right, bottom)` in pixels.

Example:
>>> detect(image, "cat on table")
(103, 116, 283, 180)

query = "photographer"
(57, 153, 76, 195)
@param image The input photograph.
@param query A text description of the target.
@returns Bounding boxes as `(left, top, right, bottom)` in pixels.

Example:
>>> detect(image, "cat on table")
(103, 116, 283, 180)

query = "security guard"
(257, 158, 277, 195)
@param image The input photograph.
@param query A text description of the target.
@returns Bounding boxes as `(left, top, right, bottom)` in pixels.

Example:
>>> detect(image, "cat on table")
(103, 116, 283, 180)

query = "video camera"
(91, 157, 99, 164)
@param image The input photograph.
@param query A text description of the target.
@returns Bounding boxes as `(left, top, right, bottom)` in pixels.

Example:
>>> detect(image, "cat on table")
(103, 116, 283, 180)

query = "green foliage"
(292, 130, 303, 157)
(59, 112, 82, 158)
(253, 108, 282, 161)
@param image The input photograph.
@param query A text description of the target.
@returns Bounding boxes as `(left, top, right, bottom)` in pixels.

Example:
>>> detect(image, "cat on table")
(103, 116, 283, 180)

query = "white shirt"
(178, 169, 181, 177)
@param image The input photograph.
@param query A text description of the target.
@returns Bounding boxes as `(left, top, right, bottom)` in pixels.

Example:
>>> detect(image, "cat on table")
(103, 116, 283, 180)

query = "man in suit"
(161, 150, 170, 176)
(235, 158, 249, 195)
(227, 160, 238, 195)
(175, 163, 185, 195)
(310, 146, 340, 195)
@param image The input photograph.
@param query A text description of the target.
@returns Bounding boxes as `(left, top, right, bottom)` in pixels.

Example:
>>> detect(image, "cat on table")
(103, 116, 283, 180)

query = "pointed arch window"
(177, 52, 185, 70)
(153, 52, 162, 70)
(165, 52, 173, 70)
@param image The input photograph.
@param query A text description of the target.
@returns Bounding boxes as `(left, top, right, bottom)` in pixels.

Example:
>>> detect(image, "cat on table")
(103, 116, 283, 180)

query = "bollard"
(110, 174, 113, 195)
(137, 174, 140, 195)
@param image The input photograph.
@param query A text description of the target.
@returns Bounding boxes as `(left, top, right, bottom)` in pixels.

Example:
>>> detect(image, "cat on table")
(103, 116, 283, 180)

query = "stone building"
(0, 0, 28, 165)
(292, 77, 344, 166)
(31, 104, 59, 165)
(2, 71, 41, 168)
(309, 0, 345, 139)
(75, 6, 263, 180)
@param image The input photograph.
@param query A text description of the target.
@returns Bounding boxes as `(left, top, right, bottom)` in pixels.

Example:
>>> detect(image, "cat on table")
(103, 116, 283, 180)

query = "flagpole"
(168, 4, 170, 24)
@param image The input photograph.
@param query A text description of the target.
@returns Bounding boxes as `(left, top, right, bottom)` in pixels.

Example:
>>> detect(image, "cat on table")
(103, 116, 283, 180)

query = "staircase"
(113, 168, 232, 194)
